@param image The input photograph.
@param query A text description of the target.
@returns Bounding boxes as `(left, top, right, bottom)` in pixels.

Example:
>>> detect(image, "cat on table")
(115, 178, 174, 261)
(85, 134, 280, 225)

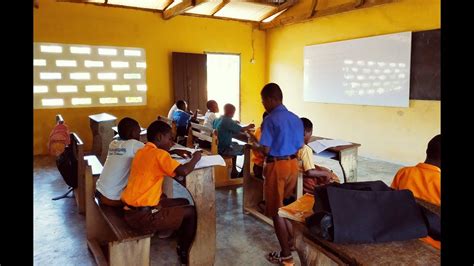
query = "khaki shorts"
(124, 198, 191, 234)
(264, 159, 299, 217)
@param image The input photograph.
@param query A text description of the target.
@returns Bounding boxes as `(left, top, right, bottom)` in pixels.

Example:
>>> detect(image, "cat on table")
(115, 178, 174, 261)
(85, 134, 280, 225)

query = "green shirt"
(213, 116, 242, 153)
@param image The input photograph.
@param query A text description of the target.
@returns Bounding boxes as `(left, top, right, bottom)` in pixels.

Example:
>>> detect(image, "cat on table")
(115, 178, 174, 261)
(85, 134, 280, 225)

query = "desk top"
(310, 136, 361, 153)
(112, 126, 147, 135)
(89, 113, 117, 122)
(84, 155, 103, 176)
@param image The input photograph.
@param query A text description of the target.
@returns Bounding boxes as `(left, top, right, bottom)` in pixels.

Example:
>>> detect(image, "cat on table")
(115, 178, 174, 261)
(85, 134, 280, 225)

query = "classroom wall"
(266, 0, 440, 165)
(34, 0, 266, 155)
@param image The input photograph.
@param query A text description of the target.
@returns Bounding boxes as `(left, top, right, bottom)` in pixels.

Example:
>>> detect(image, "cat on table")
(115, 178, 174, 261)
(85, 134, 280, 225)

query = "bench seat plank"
(95, 198, 153, 242)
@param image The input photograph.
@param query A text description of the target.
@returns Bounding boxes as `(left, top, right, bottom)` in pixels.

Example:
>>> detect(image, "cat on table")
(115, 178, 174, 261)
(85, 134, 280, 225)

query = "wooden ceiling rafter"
(309, 0, 318, 17)
(163, 0, 195, 19)
(260, 0, 394, 29)
(162, 0, 175, 11)
(210, 0, 231, 16)
(259, 0, 297, 22)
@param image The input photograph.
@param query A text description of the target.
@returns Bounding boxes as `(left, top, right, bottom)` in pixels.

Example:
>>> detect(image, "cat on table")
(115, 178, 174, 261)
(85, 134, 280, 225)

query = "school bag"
(306, 181, 438, 244)
(48, 122, 71, 156)
(55, 142, 78, 189)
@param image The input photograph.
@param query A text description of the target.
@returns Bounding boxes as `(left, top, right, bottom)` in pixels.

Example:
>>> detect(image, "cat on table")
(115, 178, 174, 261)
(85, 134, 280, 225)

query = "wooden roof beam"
(163, 0, 195, 19)
(260, 0, 394, 30)
(210, 0, 230, 16)
(259, 0, 298, 22)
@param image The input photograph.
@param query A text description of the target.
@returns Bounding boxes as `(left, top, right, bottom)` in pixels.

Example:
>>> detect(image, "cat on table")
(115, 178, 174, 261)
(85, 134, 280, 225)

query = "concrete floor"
(34, 155, 403, 265)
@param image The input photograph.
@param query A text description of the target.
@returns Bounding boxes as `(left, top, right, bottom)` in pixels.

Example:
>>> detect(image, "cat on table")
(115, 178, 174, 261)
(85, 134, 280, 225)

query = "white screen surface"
(303, 32, 411, 107)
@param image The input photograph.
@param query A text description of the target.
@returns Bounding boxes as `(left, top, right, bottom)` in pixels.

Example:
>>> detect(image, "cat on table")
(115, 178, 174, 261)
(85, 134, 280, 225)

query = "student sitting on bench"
(299, 117, 339, 194)
(95, 117, 144, 207)
(203, 100, 219, 129)
(172, 100, 198, 139)
(121, 120, 202, 265)
(391, 134, 441, 249)
(213, 103, 255, 178)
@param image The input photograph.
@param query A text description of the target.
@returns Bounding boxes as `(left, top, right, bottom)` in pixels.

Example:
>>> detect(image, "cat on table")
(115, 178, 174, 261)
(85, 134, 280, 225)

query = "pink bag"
(48, 123, 71, 156)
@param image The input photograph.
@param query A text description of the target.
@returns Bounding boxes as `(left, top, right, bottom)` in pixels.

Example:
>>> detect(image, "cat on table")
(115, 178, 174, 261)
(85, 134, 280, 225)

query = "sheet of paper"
(308, 139, 352, 153)
(170, 144, 202, 154)
(175, 155, 226, 169)
(307, 140, 326, 154)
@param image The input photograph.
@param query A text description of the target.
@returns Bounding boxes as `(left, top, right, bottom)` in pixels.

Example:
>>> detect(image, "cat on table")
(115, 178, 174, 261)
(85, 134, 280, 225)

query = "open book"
(278, 194, 315, 222)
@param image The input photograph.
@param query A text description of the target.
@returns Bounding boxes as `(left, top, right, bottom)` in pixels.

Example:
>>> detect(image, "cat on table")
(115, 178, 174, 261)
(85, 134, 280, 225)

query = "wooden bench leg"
(108, 238, 150, 266)
(339, 147, 358, 183)
(291, 221, 344, 266)
(87, 239, 108, 266)
(243, 173, 264, 211)
(214, 158, 243, 187)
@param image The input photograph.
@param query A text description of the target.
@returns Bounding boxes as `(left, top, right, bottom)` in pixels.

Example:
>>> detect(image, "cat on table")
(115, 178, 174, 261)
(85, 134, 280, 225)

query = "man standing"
(253, 83, 304, 265)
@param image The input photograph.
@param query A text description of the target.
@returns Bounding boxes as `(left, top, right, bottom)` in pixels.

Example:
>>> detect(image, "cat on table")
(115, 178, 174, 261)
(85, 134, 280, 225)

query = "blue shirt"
(172, 110, 191, 127)
(213, 116, 242, 153)
(260, 104, 304, 157)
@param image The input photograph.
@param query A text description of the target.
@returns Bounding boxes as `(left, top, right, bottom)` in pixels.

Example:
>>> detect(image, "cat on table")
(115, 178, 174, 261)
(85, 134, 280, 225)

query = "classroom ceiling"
(54, 0, 394, 29)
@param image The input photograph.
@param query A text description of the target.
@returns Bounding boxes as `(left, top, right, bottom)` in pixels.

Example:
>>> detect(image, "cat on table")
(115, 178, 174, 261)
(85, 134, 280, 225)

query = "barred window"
(34, 42, 147, 109)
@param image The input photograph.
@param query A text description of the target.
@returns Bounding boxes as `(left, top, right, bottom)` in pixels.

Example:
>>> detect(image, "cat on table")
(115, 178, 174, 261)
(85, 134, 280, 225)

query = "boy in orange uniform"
(391, 134, 441, 249)
(121, 120, 202, 265)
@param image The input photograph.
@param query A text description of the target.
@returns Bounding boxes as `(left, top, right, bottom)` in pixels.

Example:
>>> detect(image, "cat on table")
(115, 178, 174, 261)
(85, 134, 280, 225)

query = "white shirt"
(203, 110, 217, 129)
(96, 139, 144, 200)
(167, 104, 178, 119)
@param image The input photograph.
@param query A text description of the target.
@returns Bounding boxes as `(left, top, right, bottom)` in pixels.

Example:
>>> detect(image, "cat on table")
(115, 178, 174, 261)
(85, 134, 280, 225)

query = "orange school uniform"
(391, 163, 441, 249)
(252, 127, 264, 166)
(121, 142, 180, 207)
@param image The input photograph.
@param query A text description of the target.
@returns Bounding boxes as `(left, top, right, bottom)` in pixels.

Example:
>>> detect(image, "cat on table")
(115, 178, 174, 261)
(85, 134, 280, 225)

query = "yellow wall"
(266, 0, 440, 165)
(34, 0, 266, 154)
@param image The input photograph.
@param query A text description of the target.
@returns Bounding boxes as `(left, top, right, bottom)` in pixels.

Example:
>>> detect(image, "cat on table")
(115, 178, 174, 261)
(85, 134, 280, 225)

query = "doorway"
(206, 53, 241, 120)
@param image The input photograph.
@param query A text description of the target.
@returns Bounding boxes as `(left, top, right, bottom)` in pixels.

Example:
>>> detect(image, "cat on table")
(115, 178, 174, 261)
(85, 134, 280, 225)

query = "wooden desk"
(183, 166, 216, 265)
(89, 113, 117, 164)
(197, 115, 205, 124)
(85, 164, 216, 266)
(111, 126, 147, 143)
(310, 136, 361, 183)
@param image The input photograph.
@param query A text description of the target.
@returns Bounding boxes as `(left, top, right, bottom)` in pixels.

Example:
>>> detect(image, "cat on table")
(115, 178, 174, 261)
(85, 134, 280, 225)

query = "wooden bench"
(85, 165, 152, 266)
(242, 144, 304, 226)
(85, 164, 217, 265)
(69, 131, 102, 215)
(186, 122, 243, 187)
(70, 132, 86, 214)
(157, 115, 177, 141)
(290, 199, 440, 265)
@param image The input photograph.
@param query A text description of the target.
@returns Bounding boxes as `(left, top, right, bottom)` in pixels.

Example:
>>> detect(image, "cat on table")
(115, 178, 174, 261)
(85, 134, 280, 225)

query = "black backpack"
(55, 144, 78, 188)
(306, 181, 439, 244)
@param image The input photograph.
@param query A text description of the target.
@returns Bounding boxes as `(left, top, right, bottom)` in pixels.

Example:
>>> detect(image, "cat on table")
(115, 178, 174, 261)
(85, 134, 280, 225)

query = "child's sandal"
(265, 251, 294, 265)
